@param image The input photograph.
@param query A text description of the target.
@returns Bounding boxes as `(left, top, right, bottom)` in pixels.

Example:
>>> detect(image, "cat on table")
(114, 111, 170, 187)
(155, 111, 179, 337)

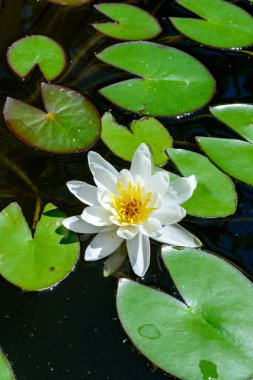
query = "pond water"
(0, 0, 253, 379)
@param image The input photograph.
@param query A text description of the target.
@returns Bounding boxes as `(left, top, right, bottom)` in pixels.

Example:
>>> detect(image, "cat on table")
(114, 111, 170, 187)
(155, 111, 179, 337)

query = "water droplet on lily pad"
(138, 324, 161, 340)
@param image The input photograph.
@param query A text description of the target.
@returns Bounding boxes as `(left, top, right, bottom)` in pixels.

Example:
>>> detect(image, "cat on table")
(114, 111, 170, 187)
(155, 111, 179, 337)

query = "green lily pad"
(170, 0, 253, 48)
(97, 42, 215, 117)
(210, 104, 253, 143)
(167, 148, 237, 217)
(3, 83, 101, 154)
(7, 35, 66, 80)
(101, 112, 173, 165)
(93, 3, 161, 40)
(48, 0, 92, 6)
(0, 203, 79, 291)
(197, 137, 253, 186)
(117, 247, 253, 380)
(0, 351, 15, 380)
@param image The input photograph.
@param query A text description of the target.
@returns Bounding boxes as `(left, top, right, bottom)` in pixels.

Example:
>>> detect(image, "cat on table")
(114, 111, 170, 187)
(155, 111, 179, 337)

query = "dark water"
(0, 0, 253, 379)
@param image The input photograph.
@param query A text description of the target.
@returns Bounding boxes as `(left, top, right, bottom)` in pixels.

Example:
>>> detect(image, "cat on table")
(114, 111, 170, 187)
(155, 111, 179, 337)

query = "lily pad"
(0, 203, 79, 291)
(117, 247, 253, 380)
(7, 35, 66, 80)
(0, 351, 15, 380)
(167, 148, 237, 217)
(93, 3, 161, 40)
(101, 112, 172, 165)
(3, 83, 101, 153)
(210, 104, 253, 143)
(197, 137, 253, 186)
(48, 0, 92, 6)
(170, 0, 253, 48)
(97, 42, 215, 117)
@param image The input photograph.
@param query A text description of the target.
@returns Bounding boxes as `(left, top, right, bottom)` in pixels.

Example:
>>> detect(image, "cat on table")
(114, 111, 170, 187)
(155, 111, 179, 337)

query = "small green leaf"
(117, 247, 253, 380)
(170, 0, 253, 48)
(97, 42, 215, 117)
(48, 0, 92, 5)
(197, 137, 253, 186)
(167, 148, 237, 217)
(101, 112, 172, 165)
(0, 351, 15, 380)
(0, 203, 79, 291)
(93, 3, 161, 40)
(3, 83, 101, 154)
(7, 35, 66, 80)
(210, 104, 253, 143)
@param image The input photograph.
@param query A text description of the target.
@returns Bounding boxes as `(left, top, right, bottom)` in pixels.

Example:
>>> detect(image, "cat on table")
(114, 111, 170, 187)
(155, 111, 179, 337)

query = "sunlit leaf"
(3, 83, 101, 153)
(117, 247, 253, 380)
(97, 42, 215, 117)
(93, 3, 161, 40)
(48, 0, 92, 6)
(210, 104, 253, 143)
(167, 148, 237, 217)
(7, 35, 66, 80)
(197, 137, 253, 186)
(0, 203, 79, 291)
(170, 0, 253, 48)
(0, 351, 15, 380)
(101, 112, 172, 165)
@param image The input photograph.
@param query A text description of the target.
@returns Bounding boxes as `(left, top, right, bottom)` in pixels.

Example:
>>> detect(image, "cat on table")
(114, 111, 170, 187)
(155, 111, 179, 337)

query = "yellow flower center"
(112, 182, 154, 225)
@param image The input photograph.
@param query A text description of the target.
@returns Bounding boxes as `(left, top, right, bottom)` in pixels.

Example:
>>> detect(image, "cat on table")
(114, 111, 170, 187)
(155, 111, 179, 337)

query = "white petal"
(67, 181, 98, 205)
(81, 206, 112, 226)
(118, 169, 134, 189)
(85, 231, 123, 260)
(168, 176, 197, 205)
(117, 225, 139, 240)
(88, 151, 118, 176)
(153, 224, 202, 247)
(97, 189, 113, 211)
(103, 244, 127, 277)
(148, 192, 163, 209)
(130, 144, 152, 182)
(146, 171, 170, 196)
(127, 233, 150, 277)
(63, 216, 102, 233)
(153, 199, 186, 225)
(89, 163, 117, 194)
(139, 217, 163, 238)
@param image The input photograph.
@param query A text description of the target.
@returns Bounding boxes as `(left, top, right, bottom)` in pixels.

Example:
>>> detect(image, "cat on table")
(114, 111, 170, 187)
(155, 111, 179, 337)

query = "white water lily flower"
(63, 144, 201, 277)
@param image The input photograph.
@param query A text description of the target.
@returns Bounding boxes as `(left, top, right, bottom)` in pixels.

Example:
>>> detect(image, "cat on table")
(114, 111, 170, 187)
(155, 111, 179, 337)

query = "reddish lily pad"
(7, 35, 66, 81)
(3, 83, 101, 154)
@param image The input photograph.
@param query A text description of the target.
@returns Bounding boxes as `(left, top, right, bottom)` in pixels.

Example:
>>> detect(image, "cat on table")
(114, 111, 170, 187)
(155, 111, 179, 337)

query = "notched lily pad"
(170, 0, 253, 48)
(167, 148, 237, 217)
(0, 203, 79, 291)
(210, 104, 253, 143)
(101, 112, 172, 165)
(48, 0, 92, 6)
(3, 83, 101, 153)
(0, 350, 15, 380)
(117, 247, 253, 380)
(197, 137, 253, 186)
(7, 35, 66, 80)
(97, 42, 215, 117)
(93, 3, 161, 40)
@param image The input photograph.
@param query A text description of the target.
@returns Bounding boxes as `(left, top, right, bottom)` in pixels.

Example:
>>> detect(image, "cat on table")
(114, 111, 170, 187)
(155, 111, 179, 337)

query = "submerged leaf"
(117, 247, 253, 380)
(197, 137, 253, 186)
(0, 203, 79, 291)
(7, 35, 66, 80)
(167, 148, 237, 217)
(48, 0, 92, 5)
(101, 112, 172, 165)
(3, 83, 101, 153)
(210, 104, 253, 143)
(97, 42, 215, 117)
(0, 351, 15, 380)
(93, 3, 161, 40)
(170, 0, 253, 48)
